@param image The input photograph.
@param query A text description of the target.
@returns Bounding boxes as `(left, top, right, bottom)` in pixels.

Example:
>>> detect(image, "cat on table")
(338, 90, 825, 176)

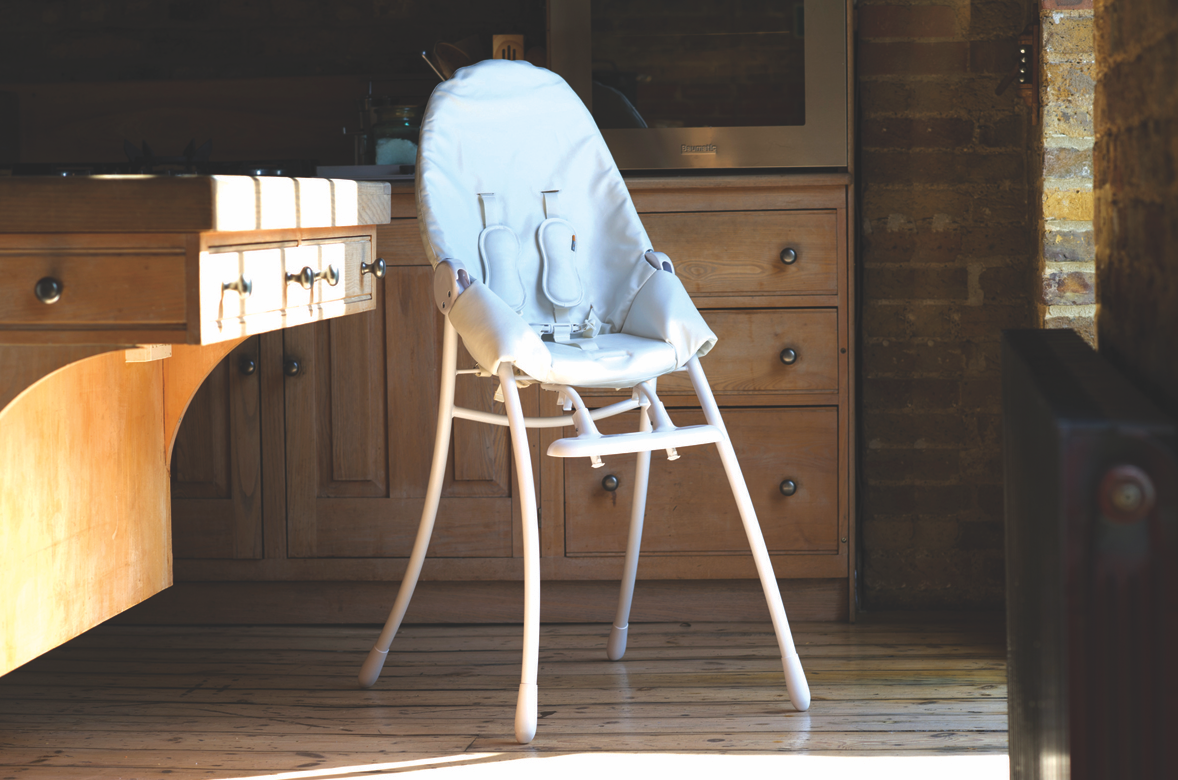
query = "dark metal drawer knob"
(34, 277, 62, 304)
(602, 474, 620, 492)
(780, 348, 798, 365)
(238, 357, 257, 376)
(283, 359, 301, 377)
(779, 479, 797, 497)
(362, 258, 387, 279)
(780, 247, 798, 265)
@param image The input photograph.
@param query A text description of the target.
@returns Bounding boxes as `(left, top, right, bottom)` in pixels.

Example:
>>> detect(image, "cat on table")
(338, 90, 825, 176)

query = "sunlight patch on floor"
(227, 751, 1010, 780)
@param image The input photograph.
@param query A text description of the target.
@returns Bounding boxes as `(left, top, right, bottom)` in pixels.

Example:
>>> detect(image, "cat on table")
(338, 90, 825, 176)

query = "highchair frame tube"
(358, 314, 811, 744)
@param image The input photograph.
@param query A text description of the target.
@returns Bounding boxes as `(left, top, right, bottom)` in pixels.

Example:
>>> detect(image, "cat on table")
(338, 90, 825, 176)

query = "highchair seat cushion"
(545, 333, 678, 389)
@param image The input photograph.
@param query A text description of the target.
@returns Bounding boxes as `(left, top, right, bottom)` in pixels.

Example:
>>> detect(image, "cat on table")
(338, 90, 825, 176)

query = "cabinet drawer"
(659, 308, 839, 395)
(201, 235, 377, 343)
(565, 407, 839, 555)
(643, 210, 838, 297)
(0, 250, 186, 328)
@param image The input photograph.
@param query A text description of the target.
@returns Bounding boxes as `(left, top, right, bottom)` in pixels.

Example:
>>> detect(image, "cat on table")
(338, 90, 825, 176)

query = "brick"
(913, 517, 961, 548)
(970, 39, 1016, 74)
(862, 341, 967, 377)
(1043, 13, 1095, 63)
(858, 41, 969, 75)
(1043, 146, 1093, 179)
(1044, 314, 1097, 345)
(969, 0, 1029, 38)
(958, 226, 1036, 257)
(864, 412, 976, 448)
(863, 229, 965, 264)
(978, 115, 1026, 148)
(863, 447, 961, 482)
(859, 79, 1025, 116)
(1043, 189, 1094, 221)
(979, 265, 1033, 304)
(1043, 61, 1097, 137)
(864, 378, 961, 411)
(959, 520, 1004, 550)
(862, 187, 976, 223)
(861, 518, 915, 551)
(1043, 228, 1095, 262)
(860, 117, 974, 149)
(1041, 270, 1096, 304)
(866, 266, 969, 300)
(960, 378, 1002, 411)
(913, 485, 974, 514)
(905, 304, 958, 337)
(859, 5, 959, 39)
(862, 302, 914, 339)
(1042, 0, 1093, 9)
(957, 303, 1036, 337)
(863, 150, 1026, 184)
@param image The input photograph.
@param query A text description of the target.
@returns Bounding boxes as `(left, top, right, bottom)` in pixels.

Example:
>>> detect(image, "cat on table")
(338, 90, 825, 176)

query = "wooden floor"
(0, 617, 1008, 779)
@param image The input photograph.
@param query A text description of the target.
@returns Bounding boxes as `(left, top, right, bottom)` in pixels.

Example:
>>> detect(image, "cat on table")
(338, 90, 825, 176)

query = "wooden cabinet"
(168, 174, 855, 622)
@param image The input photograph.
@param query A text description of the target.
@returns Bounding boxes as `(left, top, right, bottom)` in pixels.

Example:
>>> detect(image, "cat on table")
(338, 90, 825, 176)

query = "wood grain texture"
(0, 177, 390, 234)
(565, 408, 840, 557)
(0, 616, 1006, 777)
(171, 338, 264, 560)
(644, 210, 839, 298)
(115, 580, 849, 625)
(650, 309, 840, 396)
(0, 352, 170, 676)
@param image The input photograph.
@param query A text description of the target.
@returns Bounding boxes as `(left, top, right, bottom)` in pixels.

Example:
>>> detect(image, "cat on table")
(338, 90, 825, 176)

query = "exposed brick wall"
(858, 0, 1037, 609)
(1040, 2, 1096, 343)
(1094, 0, 1178, 415)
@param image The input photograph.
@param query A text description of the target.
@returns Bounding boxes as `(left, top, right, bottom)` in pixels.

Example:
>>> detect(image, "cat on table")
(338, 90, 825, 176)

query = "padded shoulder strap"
(477, 193, 526, 312)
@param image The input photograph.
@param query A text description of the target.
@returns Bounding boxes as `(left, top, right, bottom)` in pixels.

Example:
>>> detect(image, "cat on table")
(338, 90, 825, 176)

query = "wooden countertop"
(0, 175, 392, 233)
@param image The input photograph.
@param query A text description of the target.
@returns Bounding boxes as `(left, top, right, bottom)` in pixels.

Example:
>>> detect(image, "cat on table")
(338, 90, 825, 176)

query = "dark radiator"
(1003, 330, 1177, 780)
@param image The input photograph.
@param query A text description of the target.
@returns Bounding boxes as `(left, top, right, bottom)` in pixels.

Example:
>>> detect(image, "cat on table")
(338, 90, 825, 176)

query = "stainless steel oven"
(547, 0, 849, 170)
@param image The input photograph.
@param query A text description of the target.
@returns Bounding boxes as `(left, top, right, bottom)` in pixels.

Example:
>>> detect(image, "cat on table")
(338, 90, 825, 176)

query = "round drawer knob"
(34, 277, 63, 304)
(283, 359, 302, 377)
(362, 258, 387, 279)
(238, 357, 257, 376)
(315, 264, 340, 287)
(602, 474, 620, 492)
(779, 479, 798, 497)
(286, 266, 315, 290)
(780, 247, 798, 265)
(780, 348, 798, 365)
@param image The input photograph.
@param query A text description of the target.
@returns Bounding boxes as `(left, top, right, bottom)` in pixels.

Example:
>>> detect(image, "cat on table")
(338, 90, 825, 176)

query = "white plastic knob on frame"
(433, 259, 470, 314)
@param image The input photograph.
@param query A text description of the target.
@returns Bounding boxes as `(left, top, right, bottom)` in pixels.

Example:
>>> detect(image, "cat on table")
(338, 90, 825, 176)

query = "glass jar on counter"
(372, 104, 422, 166)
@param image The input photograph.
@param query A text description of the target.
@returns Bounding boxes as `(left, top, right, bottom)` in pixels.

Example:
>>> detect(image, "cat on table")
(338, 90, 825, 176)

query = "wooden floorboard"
(0, 616, 1008, 779)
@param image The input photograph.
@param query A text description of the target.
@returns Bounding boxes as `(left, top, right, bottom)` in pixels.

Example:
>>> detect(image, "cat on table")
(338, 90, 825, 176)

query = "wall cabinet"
(168, 174, 855, 622)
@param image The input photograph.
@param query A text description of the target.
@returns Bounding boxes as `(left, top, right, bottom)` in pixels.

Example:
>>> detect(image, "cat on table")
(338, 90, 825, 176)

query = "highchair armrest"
(447, 279, 554, 380)
(620, 266, 717, 368)
(433, 259, 472, 315)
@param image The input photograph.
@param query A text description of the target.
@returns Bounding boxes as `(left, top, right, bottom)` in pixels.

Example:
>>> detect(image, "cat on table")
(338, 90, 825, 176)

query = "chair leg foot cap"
(514, 682, 538, 743)
(606, 624, 629, 661)
(783, 653, 811, 712)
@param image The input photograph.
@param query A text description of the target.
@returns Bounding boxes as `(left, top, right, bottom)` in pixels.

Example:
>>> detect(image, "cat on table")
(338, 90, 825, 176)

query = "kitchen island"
(0, 175, 390, 675)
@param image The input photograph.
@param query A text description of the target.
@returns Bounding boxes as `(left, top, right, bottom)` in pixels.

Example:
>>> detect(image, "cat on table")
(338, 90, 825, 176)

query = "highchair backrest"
(415, 59, 660, 338)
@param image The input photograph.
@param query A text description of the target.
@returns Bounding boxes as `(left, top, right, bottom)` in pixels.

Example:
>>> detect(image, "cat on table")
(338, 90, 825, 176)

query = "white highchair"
(358, 59, 810, 744)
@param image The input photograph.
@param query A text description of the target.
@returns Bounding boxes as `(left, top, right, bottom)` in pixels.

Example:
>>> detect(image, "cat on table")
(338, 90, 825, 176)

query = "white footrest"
(547, 424, 723, 459)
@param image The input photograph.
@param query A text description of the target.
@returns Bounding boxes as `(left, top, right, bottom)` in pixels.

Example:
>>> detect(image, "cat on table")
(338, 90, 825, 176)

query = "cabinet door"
(284, 266, 516, 559)
(564, 407, 839, 556)
(171, 337, 263, 559)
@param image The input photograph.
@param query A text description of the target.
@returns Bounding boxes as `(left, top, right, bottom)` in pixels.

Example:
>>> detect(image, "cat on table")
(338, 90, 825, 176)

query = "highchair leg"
(686, 358, 812, 712)
(498, 363, 541, 744)
(607, 404, 653, 661)
(358, 319, 459, 689)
